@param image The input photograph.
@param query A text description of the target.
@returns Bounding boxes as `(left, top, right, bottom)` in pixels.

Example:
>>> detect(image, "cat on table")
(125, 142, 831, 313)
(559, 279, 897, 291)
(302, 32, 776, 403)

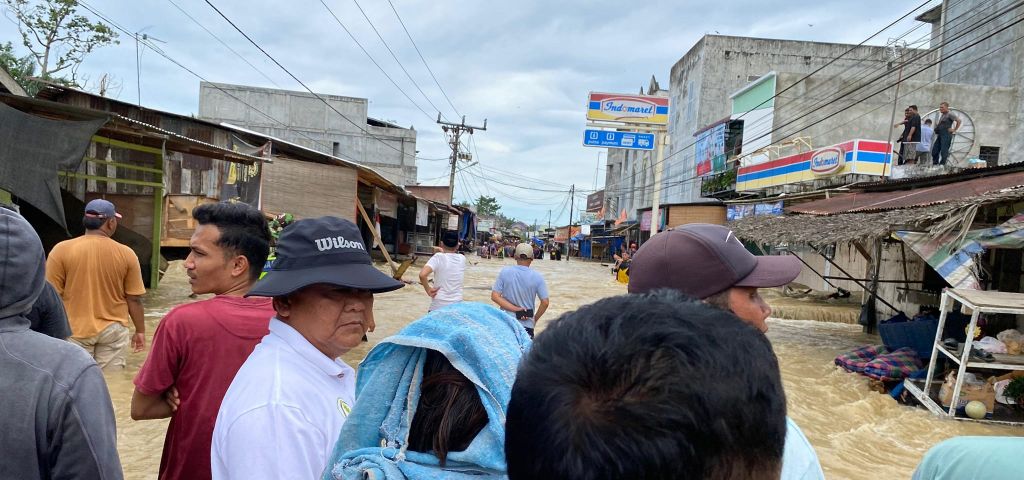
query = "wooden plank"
(356, 201, 398, 276)
(84, 157, 163, 174)
(92, 135, 163, 156)
(58, 172, 163, 188)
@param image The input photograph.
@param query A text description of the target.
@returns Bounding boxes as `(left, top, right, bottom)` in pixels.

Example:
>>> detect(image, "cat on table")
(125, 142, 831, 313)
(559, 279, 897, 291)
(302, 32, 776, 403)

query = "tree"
(0, 41, 36, 92)
(2, 0, 118, 84)
(475, 195, 501, 217)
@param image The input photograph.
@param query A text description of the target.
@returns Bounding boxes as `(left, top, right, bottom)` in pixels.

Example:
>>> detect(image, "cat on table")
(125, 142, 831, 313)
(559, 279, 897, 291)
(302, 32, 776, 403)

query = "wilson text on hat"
(314, 236, 366, 252)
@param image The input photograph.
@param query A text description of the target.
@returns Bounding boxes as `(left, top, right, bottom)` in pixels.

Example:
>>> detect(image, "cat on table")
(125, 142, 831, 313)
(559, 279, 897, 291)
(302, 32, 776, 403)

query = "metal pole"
(150, 140, 166, 288)
(650, 132, 666, 235)
(814, 247, 902, 313)
(566, 184, 574, 261)
(883, 43, 905, 177)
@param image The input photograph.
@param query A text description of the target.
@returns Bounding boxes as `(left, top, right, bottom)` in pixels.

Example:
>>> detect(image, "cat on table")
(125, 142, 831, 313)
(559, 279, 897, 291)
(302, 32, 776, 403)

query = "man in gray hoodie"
(0, 206, 124, 479)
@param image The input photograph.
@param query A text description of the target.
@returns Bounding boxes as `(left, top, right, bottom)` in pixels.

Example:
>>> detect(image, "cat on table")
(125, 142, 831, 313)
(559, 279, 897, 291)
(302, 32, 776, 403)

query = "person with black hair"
(418, 230, 466, 312)
(505, 290, 788, 480)
(46, 198, 147, 370)
(131, 202, 273, 480)
(627, 224, 824, 480)
(324, 302, 529, 479)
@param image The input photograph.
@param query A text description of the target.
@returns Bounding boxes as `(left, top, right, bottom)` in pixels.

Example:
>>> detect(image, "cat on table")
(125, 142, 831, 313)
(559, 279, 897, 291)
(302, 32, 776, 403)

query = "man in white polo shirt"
(211, 216, 404, 480)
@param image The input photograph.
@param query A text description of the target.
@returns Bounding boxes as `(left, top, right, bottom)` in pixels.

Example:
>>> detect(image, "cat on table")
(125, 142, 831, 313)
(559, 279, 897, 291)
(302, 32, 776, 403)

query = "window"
(979, 146, 1000, 167)
(332, 142, 341, 156)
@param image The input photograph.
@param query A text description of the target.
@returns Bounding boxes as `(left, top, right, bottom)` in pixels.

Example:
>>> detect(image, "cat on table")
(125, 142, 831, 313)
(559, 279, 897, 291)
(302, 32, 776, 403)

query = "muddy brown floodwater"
(105, 257, 1019, 479)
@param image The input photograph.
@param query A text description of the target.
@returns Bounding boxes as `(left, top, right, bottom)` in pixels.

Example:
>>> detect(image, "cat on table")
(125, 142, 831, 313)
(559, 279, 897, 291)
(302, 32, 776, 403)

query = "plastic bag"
(997, 329, 1023, 355)
(975, 336, 1007, 354)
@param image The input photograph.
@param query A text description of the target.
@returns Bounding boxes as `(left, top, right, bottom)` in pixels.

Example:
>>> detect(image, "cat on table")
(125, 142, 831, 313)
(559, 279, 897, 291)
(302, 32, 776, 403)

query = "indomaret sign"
(587, 92, 669, 125)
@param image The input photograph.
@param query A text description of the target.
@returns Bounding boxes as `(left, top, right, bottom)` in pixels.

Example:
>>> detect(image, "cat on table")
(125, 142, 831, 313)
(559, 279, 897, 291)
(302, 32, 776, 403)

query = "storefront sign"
(587, 92, 669, 125)
(810, 147, 845, 175)
(736, 139, 892, 191)
(587, 190, 605, 212)
(727, 201, 783, 221)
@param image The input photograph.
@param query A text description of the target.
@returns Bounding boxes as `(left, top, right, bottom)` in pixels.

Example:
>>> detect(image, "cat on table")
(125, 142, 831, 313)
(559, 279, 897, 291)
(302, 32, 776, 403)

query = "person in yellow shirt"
(46, 199, 147, 370)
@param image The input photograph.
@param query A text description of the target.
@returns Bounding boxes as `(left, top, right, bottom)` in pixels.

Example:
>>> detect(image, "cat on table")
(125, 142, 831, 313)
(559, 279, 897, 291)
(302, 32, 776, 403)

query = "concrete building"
(602, 76, 668, 222)
(198, 82, 418, 186)
(666, 34, 937, 203)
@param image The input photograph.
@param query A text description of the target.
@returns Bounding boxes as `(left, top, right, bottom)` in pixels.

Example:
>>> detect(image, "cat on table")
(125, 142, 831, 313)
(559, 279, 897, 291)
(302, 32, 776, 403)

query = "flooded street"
(107, 257, 1019, 479)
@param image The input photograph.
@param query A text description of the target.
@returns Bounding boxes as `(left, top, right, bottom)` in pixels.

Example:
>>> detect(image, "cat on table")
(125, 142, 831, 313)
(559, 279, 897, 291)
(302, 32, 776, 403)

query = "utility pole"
(883, 40, 906, 178)
(438, 114, 487, 205)
(565, 184, 575, 261)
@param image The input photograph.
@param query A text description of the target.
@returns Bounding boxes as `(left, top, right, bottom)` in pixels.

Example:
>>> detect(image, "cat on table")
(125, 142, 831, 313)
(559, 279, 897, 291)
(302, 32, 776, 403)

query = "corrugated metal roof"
(788, 171, 1024, 215)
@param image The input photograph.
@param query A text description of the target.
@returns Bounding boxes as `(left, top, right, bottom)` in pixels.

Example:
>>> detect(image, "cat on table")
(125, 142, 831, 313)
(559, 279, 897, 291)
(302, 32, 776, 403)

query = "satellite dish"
(921, 108, 976, 165)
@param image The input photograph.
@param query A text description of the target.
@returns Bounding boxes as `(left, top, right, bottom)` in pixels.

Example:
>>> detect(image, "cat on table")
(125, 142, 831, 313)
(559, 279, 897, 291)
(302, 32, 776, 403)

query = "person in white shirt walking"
(418, 230, 466, 312)
(211, 216, 404, 480)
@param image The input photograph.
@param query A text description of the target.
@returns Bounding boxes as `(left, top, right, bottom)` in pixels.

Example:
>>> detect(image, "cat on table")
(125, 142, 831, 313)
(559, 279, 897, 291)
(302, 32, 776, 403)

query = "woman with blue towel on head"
(323, 302, 531, 480)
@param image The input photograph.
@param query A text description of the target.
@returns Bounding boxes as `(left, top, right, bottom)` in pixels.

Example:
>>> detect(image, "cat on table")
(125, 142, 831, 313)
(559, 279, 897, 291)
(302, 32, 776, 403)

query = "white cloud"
(0, 0, 933, 223)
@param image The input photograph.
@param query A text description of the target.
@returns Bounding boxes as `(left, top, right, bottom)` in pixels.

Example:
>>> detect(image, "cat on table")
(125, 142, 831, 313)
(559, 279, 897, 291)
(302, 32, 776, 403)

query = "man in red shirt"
(131, 202, 273, 480)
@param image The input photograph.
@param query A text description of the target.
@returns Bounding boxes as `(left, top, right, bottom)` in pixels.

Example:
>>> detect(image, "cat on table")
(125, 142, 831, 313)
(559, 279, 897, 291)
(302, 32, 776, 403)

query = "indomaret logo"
(809, 147, 845, 175)
(314, 236, 366, 252)
(601, 98, 656, 118)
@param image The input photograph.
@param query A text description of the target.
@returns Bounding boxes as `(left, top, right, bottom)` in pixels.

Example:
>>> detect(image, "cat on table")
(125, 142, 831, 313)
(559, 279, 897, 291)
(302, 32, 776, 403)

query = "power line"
(348, 0, 449, 120)
(77, 1, 352, 157)
(203, 0, 449, 162)
(607, 12, 1024, 199)
(607, 0, 1022, 197)
(316, 0, 434, 122)
(385, 0, 461, 118)
(164, 0, 282, 89)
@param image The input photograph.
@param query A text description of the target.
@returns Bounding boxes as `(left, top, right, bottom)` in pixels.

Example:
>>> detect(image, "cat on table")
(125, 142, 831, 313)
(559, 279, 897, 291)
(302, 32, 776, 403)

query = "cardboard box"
(939, 371, 996, 414)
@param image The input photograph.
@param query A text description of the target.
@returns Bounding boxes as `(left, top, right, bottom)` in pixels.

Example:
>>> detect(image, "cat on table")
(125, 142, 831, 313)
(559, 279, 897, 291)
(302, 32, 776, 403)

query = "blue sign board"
(582, 129, 655, 150)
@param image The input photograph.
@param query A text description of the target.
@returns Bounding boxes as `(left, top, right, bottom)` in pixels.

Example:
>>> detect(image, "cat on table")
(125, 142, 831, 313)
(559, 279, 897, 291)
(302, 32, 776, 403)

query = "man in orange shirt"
(46, 199, 147, 370)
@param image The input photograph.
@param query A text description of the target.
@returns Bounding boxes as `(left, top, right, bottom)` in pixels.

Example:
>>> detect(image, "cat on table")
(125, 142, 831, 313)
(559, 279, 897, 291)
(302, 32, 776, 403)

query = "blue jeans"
(932, 131, 953, 165)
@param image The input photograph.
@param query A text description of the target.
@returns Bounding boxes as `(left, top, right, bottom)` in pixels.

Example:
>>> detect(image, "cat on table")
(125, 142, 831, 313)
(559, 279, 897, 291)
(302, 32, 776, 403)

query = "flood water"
(105, 257, 1020, 479)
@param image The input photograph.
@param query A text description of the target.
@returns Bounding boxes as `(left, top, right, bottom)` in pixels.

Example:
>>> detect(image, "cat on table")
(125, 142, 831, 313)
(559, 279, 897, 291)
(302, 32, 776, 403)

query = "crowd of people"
(1, 198, 1018, 479)
(894, 102, 961, 166)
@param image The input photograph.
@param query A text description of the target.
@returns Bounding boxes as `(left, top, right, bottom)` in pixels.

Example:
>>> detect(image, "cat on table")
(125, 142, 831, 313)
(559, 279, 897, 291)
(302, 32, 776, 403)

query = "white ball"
(964, 400, 987, 419)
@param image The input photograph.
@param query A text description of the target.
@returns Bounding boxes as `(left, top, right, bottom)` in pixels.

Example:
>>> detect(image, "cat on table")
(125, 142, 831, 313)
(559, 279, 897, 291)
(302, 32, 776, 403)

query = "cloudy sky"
(1, 0, 931, 224)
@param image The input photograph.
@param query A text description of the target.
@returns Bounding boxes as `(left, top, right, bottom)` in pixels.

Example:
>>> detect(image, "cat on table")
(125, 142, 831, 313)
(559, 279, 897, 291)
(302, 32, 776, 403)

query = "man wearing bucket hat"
(628, 224, 825, 480)
(211, 216, 404, 480)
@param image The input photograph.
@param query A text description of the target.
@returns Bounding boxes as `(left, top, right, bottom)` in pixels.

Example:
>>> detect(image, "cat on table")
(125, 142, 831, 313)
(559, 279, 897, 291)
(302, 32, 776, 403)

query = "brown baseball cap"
(627, 224, 802, 298)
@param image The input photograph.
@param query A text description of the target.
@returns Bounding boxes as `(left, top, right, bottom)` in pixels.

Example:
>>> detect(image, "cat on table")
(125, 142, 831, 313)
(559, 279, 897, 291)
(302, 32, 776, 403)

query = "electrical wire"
(77, 1, 352, 157)
(203, 0, 449, 161)
(385, 0, 461, 118)
(607, 15, 1024, 199)
(164, 0, 282, 89)
(316, 0, 434, 122)
(606, 0, 1023, 197)
(348, 0, 449, 120)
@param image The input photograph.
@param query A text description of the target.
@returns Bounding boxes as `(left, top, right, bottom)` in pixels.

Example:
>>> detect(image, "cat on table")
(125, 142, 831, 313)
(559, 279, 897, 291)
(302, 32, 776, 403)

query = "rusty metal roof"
(788, 170, 1024, 215)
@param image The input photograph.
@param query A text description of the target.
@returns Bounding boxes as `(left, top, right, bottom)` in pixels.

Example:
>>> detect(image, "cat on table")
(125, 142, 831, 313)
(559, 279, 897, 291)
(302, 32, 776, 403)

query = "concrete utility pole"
(438, 114, 487, 205)
(650, 133, 668, 236)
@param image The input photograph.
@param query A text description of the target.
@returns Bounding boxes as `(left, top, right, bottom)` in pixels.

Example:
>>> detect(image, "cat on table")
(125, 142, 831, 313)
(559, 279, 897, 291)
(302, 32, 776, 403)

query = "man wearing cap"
(491, 242, 550, 338)
(418, 230, 466, 312)
(211, 216, 404, 480)
(628, 224, 825, 480)
(46, 199, 147, 370)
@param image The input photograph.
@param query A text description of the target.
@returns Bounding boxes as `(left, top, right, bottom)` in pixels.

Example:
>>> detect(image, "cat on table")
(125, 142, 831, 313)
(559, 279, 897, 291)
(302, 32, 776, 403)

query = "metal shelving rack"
(903, 288, 1024, 426)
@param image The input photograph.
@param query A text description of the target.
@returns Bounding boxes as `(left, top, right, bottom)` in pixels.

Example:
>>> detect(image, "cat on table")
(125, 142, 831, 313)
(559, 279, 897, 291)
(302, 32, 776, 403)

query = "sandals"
(969, 347, 996, 363)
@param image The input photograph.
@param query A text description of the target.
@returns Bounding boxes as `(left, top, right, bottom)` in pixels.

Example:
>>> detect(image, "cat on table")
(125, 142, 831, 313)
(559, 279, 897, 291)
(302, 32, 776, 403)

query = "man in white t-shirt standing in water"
(419, 230, 466, 312)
